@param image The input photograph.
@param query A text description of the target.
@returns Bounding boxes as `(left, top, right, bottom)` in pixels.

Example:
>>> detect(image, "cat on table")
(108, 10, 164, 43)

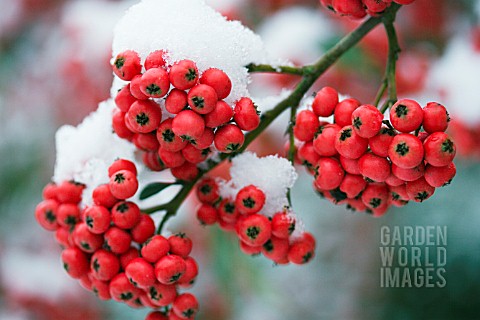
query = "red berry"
(108, 159, 137, 177)
(298, 141, 320, 169)
(363, 0, 388, 13)
(84, 205, 111, 234)
(196, 178, 219, 204)
(294, 110, 319, 142)
(104, 227, 132, 254)
(172, 110, 205, 141)
(140, 68, 171, 98)
(423, 132, 456, 167)
(125, 257, 156, 288)
(157, 118, 188, 152)
(133, 132, 159, 152)
(352, 104, 384, 138)
(385, 173, 405, 187)
(93, 184, 118, 208)
(115, 85, 137, 112)
(262, 236, 289, 262)
(42, 182, 58, 200)
(271, 212, 295, 239)
(125, 100, 162, 133)
(155, 255, 187, 285)
(191, 128, 214, 149)
(142, 151, 166, 172)
(141, 235, 170, 263)
(61, 247, 89, 279)
(233, 97, 260, 131)
(236, 214, 272, 247)
(239, 240, 262, 256)
(334, 98, 361, 127)
(158, 148, 186, 168)
(72, 223, 103, 253)
(129, 74, 149, 100)
(200, 68, 232, 99)
(358, 153, 391, 182)
(422, 102, 449, 133)
(332, 0, 366, 18)
(204, 100, 234, 128)
(287, 232, 316, 265)
(172, 161, 200, 181)
(390, 99, 423, 133)
(196, 203, 218, 225)
(424, 162, 456, 187)
(91, 249, 121, 281)
(388, 133, 424, 169)
(369, 126, 396, 158)
(361, 183, 389, 210)
(146, 312, 169, 320)
(393, 0, 415, 4)
(214, 124, 244, 153)
(314, 157, 345, 190)
(312, 86, 338, 117)
(130, 214, 155, 244)
(235, 185, 266, 215)
(55, 227, 73, 248)
(109, 273, 142, 303)
(112, 50, 142, 81)
(172, 293, 199, 319)
(187, 84, 218, 114)
(145, 312, 169, 320)
(165, 89, 188, 114)
(111, 201, 141, 229)
(120, 247, 140, 270)
(147, 282, 177, 307)
(313, 123, 341, 156)
(392, 162, 425, 182)
(169, 59, 199, 90)
(339, 155, 361, 175)
(91, 277, 111, 300)
(168, 233, 193, 258)
(339, 174, 367, 198)
(112, 109, 134, 140)
(335, 125, 369, 159)
(35, 199, 59, 231)
(56, 180, 84, 204)
(390, 184, 409, 202)
(145, 50, 168, 70)
(218, 199, 239, 223)
(406, 177, 435, 202)
(109, 170, 138, 199)
(177, 257, 199, 287)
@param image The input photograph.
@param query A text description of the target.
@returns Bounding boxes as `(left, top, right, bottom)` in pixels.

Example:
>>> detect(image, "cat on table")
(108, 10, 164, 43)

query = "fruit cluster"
(294, 87, 456, 216)
(319, 0, 415, 19)
(195, 178, 316, 265)
(34, 159, 200, 319)
(112, 49, 260, 181)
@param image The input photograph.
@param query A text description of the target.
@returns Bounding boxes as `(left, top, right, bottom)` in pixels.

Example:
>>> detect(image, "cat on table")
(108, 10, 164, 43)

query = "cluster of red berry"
(112, 49, 260, 181)
(319, 0, 415, 19)
(195, 178, 316, 265)
(294, 87, 456, 216)
(34, 159, 200, 320)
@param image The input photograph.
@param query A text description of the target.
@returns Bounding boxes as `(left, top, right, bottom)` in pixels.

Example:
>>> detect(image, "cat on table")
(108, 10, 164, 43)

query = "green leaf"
(140, 182, 177, 200)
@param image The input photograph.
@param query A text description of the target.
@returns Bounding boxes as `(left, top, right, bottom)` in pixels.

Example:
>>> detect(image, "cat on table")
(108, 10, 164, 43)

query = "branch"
(246, 63, 304, 75)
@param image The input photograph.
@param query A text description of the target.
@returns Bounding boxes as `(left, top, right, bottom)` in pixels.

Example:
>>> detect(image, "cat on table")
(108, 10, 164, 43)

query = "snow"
(112, 0, 273, 105)
(53, 100, 137, 206)
(422, 34, 480, 126)
(218, 152, 298, 216)
(205, 0, 243, 13)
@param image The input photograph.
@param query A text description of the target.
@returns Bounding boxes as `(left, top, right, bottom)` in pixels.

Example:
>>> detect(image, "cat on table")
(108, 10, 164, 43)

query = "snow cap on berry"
(218, 152, 297, 215)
